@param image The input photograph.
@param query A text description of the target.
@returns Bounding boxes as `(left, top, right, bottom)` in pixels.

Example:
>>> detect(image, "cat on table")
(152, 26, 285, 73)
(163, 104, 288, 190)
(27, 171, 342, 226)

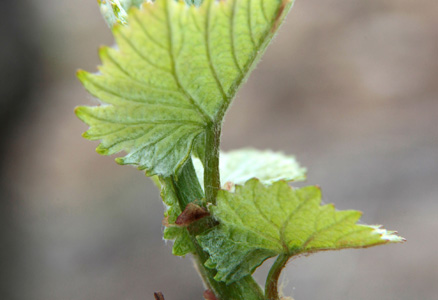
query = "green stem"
(190, 235, 264, 300)
(173, 157, 204, 210)
(265, 254, 290, 300)
(171, 158, 264, 300)
(204, 122, 221, 205)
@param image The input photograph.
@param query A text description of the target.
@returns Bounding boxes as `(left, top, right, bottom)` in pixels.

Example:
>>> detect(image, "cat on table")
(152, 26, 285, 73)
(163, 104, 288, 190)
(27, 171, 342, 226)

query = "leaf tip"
(98, 45, 110, 59)
(96, 144, 110, 155)
(76, 69, 89, 83)
(142, 166, 154, 174)
(111, 22, 123, 34)
(81, 131, 91, 139)
(115, 157, 125, 165)
(74, 106, 87, 120)
(370, 225, 406, 243)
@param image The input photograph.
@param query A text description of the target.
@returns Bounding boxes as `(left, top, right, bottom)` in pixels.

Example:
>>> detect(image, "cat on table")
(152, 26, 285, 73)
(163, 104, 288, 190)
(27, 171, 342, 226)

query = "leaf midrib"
(164, 0, 213, 124)
(215, 0, 290, 122)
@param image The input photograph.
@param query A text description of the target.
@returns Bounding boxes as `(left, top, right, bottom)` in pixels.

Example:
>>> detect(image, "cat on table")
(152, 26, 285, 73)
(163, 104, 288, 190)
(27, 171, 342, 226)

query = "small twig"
(154, 292, 165, 300)
(175, 203, 210, 226)
(265, 254, 290, 300)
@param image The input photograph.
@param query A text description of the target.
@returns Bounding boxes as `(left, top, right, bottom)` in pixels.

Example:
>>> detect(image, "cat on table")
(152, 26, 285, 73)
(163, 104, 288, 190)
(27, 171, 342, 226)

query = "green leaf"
(197, 179, 404, 284)
(76, 0, 295, 177)
(163, 226, 195, 256)
(193, 149, 306, 189)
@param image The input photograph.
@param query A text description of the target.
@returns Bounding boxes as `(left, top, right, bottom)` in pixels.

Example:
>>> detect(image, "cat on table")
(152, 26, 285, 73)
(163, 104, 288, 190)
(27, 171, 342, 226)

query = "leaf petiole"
(265, 254, 290, 300)
(204, 122, 221, 205)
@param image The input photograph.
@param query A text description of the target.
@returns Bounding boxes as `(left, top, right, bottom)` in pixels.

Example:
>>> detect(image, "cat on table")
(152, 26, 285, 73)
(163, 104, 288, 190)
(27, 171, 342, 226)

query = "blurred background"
(1, 0, 437, 299)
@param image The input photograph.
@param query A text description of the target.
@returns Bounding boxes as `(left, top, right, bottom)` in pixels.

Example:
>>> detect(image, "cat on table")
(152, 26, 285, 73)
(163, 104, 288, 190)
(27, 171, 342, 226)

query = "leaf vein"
(103, 50, 183, 94)
(247, 0, 256, 47)
(301, 213, 354, 250)
(164, 0, 212, 123)
(83, 112, 204, 127)
(131, 12, 168, 50)
(333, 226, 372, 244)
(260, 0, 269, 22)
(251, 186, 281, 231)
(86, 126, 129, 139)
(205, 0, 229, 106)
(279, 197, 313, 252)
(118, 31, 172, 73)
(220, 196, 280, 246)
(85, 75, 194, 110)
(230, 0, 244, 74)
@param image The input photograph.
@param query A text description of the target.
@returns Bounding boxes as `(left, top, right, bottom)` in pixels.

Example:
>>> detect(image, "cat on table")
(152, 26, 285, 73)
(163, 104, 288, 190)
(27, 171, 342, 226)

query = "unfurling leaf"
(175, 203, 210, 227)
(198, 179, 404, 283)
(76, 0, 295, 177)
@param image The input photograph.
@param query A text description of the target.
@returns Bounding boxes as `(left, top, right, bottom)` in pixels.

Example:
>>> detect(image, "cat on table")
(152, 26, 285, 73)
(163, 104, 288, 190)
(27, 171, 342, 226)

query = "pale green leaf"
(198, 179, 404, 283)
(76, 0, 295, 177)
(193, 149, 306, 189)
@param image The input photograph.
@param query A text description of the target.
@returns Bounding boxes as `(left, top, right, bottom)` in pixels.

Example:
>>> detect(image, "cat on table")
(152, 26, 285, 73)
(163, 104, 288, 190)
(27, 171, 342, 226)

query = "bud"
(97, 0, 146, 27)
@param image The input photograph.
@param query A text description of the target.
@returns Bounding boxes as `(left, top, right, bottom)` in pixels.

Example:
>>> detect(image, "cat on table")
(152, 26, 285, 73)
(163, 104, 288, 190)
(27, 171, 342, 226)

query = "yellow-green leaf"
(76, 0, 294, 177)
(198, 179, 404, 284)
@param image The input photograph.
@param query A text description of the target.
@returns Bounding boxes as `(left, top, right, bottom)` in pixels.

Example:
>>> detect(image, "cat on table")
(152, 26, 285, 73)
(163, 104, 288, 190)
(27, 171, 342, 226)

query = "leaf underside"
(76, 0, 294, 177)
(198, 179, 404, 284)
(193, 148, 306, 190)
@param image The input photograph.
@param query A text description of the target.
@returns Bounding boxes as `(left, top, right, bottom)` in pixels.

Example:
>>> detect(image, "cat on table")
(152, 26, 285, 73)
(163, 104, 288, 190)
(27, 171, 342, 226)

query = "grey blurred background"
(1, 0, 437, 299)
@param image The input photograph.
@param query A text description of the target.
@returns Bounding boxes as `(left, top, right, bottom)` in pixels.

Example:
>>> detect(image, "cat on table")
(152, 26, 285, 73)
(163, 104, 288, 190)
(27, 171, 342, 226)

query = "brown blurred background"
(1, 0, 437, 299)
